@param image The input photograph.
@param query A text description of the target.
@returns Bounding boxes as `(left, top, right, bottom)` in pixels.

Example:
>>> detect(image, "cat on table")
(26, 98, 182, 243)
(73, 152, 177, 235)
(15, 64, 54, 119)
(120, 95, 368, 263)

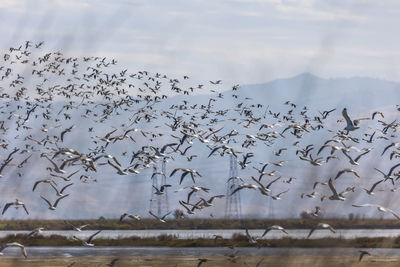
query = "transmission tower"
(149, 158, 170, 217)
(225, 154, 242, 219)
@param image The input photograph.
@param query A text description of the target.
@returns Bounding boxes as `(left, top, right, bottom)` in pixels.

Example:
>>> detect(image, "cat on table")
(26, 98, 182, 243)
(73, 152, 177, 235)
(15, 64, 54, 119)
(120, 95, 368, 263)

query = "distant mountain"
(236, 73, 400, 112)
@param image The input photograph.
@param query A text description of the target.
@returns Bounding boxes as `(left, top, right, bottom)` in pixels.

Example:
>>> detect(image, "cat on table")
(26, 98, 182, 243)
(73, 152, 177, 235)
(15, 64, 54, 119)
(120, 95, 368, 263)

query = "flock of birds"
(0, 41, 399, 263)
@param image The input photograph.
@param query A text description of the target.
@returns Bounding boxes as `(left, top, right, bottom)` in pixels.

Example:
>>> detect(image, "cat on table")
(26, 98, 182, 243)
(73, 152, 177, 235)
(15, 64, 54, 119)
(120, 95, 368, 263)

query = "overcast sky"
(1, 0, 400, 85)
(1, 0, 400, 220)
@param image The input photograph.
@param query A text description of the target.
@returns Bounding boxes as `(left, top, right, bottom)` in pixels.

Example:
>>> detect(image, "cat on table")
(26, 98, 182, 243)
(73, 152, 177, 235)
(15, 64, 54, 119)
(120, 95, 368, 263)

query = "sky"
(1, 0, 400, 220)
(1, 0, 400, 85)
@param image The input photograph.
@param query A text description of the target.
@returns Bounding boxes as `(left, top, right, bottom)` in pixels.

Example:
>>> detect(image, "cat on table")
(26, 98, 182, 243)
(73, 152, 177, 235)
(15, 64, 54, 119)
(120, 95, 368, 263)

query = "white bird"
(32, 179, 57, 192)
(307, 223, 336, 238)
(342, 108, 369, 133)
(149, 210, 171, 223)
(65, 221, 90, 231)
(107, 160, 128, 175)
(40, 194, 69, 210)
(27, 227, 45, 238)
(119, 213, 141, 222)
(43, 155, 66, 174)
(153, 184, 171, 195)
(262, 225, 288, 237)
(352, 203, 400, 220)
(50, 183, 73, 196)
(271, 189, 289, 200)
(0, 242, 27, 258)
(334, 168, 360, 180)
(2, 199, 29, 215)
(359, 250, 371, 262)
(362, 179, 384, 195)
(245, 228, 259, 244)
(179, 200, 195, 215)
(73, 230, 102, 246)
(328, 178, 345, 201)
(198, 195, 225, 207)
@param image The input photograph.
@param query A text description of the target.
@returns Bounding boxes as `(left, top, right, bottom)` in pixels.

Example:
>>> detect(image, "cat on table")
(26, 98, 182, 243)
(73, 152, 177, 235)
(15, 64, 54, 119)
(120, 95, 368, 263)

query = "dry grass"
(0, 218, 399, 230)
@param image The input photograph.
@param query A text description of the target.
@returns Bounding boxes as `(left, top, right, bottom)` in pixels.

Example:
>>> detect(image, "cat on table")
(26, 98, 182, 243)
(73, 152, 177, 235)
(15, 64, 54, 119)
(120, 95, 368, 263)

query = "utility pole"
(225, 154, 242, 219)
(149, 158, 170, 217)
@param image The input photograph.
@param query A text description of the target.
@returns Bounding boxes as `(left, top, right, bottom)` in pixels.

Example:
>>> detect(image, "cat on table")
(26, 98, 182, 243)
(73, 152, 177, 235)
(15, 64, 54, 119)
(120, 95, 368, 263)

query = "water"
(4, 229, 400, 240)
(3, 246, 400, 258)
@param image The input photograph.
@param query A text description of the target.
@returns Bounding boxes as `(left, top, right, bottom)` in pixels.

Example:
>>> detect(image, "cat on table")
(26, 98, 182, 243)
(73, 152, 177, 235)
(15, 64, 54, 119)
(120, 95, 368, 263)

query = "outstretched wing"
(328, 178, 339, 197)
(22, 204, 29, 215)
(2, 203, 12, 215)
(87, 230, 102, 243)
(60, 183, 74, 194)
(53, 194, 70, 208)
(40, 196, 53, 208)
(342, 108, 353, 127)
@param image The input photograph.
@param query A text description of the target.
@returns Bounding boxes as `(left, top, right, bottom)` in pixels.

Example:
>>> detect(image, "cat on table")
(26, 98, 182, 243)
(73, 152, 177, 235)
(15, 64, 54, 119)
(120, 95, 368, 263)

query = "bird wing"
(50, 183, 60, 195)
(208, 195, 225, 203)
(44, 156, 60, 170)
(32, 180, 42, 192)
(87, 230, 102, 243)
(22, 204, 29, 215)
(245, 228, 252, 240)
(351, 169, 360, 178)
(180, 171, 190, 184)
(328, 178, 339, 196)
(382, 143, 395, 156)
(40, 196, 53, 208)
(307, 227, 316, 239)
(53, 194, 70, 208)
(351, 203, 377, 208)
(388, 163, 400, 176)
(179, 201, 191, 213)
(354, 150, 370, 162)
(119, 213, 128, 222)
(67, 170, 80, 178)
(1, 202, 13, 215)
(261, 228, 270, 237)
(383, 207, 400, 220)
(342, 108, 353, 127)
(161, 211, 172, 220)
(2, 203, 12, 215)
(79, 224, 89, 230)
(60, 183, 74, 194)
(369, 179, 384, 192)
(187, 189, 195, 203)
(169, 168, 179, 177)
(21, 246, 27, 258)
(107, 160, 121, 172)
(266, 176, 281, 189)
(334, 170, 344, 180)
(148, 210, 159, 220)
(328, 225, 336, 233)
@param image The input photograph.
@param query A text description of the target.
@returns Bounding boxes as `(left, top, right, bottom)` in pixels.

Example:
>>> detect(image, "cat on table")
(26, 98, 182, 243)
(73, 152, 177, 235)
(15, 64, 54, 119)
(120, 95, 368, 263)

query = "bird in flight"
(2, 199, 29, 215)
(0, 242, 27, 258)
(73, 230, 102, 246)
(307, 223, 336, 238)
(40, 194, 70, 210)
(149, 210, 171, 223)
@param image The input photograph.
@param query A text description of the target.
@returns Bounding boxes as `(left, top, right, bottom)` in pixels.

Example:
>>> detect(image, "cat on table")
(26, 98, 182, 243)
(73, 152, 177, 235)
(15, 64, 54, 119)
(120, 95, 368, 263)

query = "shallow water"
(3, 246, 400, 258)
(3, 247, 400, 258)
(3, 228, 400, 239)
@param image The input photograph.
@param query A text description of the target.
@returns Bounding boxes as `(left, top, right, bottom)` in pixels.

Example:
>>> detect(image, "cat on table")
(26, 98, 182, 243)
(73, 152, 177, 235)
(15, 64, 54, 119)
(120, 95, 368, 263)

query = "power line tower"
(149, 158, 170, 217)
(225, 154, 242, 219)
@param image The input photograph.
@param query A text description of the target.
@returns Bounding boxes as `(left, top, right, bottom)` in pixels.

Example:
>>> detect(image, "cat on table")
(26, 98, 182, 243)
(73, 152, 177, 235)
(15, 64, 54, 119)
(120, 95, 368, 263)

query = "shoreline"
(3, 234, 400, 248)
(0, 218, 400, 231)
